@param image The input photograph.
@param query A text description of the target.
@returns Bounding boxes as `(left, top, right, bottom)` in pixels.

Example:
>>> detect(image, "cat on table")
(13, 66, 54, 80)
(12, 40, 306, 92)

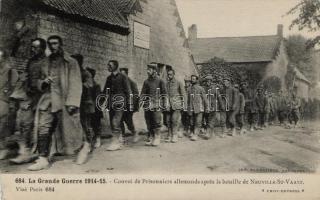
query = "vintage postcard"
(0, 0, 319, 199)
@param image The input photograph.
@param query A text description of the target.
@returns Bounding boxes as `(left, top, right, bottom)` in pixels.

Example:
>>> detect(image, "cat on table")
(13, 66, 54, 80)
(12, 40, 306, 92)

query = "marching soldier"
(181, 78, 192, 136)
(28, 35, 84, 170)
(103, 60, 132, 151)
(204, 75, 225, 139)
(140, 63, 167, 146)
(164, 69, 186, 143)
(290, 92, 301, 128)
(9, 38, 47, 164)
(276, 90, 287, 126)
(187, 75, 208, 141)
(254, 87, 268, 130)
(119, 68, 140, 143)
(235, 84, 247, 135)
(86, 67, 103, 148)
(240, 82, 258, 131)
(224, 77, 239, 136)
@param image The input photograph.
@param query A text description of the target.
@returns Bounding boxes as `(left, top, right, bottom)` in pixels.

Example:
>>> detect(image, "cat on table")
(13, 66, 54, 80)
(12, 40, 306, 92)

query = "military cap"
(120, 67, 129, 74)
(147, 63, 158, 70)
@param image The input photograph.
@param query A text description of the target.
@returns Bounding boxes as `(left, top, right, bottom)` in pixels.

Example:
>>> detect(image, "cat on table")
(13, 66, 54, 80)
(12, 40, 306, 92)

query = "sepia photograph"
(0, 0, 320, 199)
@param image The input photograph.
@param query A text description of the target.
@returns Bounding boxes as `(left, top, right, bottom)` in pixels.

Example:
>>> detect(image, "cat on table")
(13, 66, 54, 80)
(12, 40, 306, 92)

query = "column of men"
(0, 36, 301, 171)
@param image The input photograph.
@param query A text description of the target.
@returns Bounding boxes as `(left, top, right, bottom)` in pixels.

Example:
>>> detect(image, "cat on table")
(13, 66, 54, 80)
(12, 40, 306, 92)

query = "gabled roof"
(189, 35, 282, 64)
(37, 0, 129, 29)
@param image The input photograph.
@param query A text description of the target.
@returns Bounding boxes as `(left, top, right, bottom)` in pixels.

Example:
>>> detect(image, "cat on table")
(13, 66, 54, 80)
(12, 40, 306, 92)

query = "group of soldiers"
(0, 35, 302, 171)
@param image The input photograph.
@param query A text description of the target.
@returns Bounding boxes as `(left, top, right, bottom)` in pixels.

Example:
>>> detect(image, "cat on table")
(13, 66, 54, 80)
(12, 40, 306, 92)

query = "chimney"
(277, 24, 283, 38)
(188, 24, 197, 40)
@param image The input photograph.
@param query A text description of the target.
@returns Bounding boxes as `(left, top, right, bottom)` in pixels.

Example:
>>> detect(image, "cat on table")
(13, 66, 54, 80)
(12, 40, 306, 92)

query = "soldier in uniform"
(0, 48, 19, 159)
(164, 69, 186, 143)
(86, 67, 103, 148)
(204, 75, 225, 139)
(240, 82, 257, 131)
(119, 68, 140, 143)
(276, 90, 287, 126)
(235, 84, 247, 135)
(181, 78, 192, 137)
(71, 54, 95, 164)
(27, 35, 84, 171)
(254, 87, 268, 130)
(187, 75, 208, 141)
(224, 78, 239, 136)
(9, 38, 47, 164)
(140, 63, 167, 146)
(103, 60, 132, 151)
(290, 92, 301, 128)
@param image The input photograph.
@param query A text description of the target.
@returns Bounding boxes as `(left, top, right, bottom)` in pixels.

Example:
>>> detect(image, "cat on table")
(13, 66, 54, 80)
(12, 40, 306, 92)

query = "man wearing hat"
(140, 63, 168, 146)
(187, 75, 208, 141)
(164, 68, 186, 143)
(120, 67, 140, 143)
(223, 77, 239, 136)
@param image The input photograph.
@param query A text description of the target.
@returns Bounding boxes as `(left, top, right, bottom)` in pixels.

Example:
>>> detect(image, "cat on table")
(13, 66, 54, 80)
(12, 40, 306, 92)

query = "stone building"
(188, 24, 288, 90)
(0, 0, 196, 87)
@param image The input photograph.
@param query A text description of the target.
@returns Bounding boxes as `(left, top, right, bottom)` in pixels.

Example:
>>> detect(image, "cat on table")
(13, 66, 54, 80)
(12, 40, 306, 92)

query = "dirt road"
(1, 121, 319, 174)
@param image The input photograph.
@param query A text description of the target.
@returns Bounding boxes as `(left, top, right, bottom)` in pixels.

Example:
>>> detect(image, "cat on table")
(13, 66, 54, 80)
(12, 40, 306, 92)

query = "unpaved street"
(1, 121, 319, 174)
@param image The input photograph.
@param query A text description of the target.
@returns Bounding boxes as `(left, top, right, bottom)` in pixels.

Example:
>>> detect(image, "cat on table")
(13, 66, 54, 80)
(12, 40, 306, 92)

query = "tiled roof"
(109, 0, 138, 14)
(189, 35, 282, 63)
(39, 0, 129, 28)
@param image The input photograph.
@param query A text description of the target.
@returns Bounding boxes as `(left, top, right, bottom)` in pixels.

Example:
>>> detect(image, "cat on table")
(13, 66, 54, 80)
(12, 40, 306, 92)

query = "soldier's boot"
(171, 128, 178, 143)
(94, 136, 101, 148)
(145, 132, 153, 146)
(177, 129, 184, 138)
(27, 156, 50, 171)
(106, 135, 123, 151)
(240, 128, 247, 135)
(152, 129, 161, 147)
(229, 128, 236, 136)
(165, 129, 172, 143)
(203, 128, 213, 140)
(190, 129, 199, 141)
(76, 142, 91, 165)
(132, 132, 140, 143)
(0, 149, 9, 160)
(10, 142, 35, 164)
(220, 126, 227, 138)
(145, 137, 153, 146)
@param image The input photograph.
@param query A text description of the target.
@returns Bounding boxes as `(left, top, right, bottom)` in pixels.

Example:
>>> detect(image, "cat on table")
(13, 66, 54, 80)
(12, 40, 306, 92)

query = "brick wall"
(36, 0, 195, 89)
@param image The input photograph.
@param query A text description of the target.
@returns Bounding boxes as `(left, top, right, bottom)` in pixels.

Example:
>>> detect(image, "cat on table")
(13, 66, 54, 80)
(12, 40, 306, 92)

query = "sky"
(175, 0, 319, 39)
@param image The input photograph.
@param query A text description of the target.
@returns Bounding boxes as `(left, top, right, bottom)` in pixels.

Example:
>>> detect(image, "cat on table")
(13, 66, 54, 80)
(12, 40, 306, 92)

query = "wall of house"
(35, 0, 195, 88)
(264, 41, 288, 89)
(127, 0, 195, 84)
(295, 80, 310, 100)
